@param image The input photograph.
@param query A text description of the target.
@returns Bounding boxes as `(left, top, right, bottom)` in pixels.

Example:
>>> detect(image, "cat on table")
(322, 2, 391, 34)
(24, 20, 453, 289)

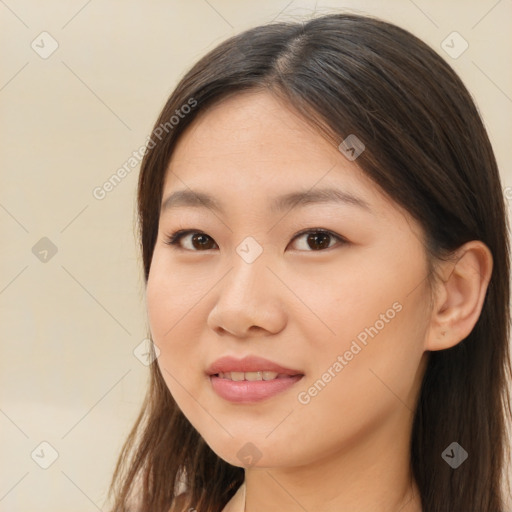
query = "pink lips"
(206, 355, 304, 403)
(206, 355, 303, 376)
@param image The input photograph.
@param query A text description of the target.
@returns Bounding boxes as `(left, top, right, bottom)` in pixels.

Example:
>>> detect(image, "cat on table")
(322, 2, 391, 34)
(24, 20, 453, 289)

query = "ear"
(425, 240, 493, 351)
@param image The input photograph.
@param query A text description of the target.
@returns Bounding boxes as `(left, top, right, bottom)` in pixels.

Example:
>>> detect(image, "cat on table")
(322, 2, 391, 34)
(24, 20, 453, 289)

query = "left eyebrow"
(269, 187, 373, 215)
(160, 187, 373, 215)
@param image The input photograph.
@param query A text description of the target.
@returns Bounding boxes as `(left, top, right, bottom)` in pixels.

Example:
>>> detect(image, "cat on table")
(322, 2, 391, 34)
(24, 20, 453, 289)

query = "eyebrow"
(160, 187, 373, 215)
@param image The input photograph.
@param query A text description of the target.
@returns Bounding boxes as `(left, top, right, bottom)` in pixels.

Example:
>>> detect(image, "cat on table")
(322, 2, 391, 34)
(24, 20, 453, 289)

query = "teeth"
(217, 371, 281, 381)
(245, 371, 263, 381)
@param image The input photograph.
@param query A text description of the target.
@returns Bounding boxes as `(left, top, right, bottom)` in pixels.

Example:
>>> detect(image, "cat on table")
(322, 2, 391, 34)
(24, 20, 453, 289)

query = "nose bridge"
(223, 236, 269, 299)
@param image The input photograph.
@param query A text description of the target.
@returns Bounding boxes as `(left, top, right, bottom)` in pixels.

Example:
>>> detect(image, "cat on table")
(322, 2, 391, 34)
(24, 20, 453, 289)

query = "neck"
(243, 408, 422, 512)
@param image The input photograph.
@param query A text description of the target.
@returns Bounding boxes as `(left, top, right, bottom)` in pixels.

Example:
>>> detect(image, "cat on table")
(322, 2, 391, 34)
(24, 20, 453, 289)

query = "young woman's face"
(146, 90, 432, 469)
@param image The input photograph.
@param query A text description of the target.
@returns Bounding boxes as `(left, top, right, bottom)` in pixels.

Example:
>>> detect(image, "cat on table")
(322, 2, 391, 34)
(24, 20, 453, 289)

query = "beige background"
(1, 1, 511, 510)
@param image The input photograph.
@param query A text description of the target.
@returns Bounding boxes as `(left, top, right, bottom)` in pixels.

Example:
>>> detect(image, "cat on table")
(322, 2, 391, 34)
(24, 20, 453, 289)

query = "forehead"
(166, 91, 366, 187)
(161, 90, 407, 224)
(171, 90, 332, 164)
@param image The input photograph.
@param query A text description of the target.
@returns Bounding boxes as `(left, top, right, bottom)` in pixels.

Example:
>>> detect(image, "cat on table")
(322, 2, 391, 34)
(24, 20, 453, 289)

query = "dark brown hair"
(106, 13, 512, 512)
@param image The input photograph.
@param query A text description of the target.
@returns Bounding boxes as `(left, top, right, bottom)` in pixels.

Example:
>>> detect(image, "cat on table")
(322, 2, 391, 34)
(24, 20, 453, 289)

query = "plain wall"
(1, 1, 511, 510)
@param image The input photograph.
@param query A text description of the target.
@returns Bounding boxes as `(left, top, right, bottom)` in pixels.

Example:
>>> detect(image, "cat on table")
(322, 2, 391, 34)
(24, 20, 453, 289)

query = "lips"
(206, 355, 304, 378)
(206, 355, 304, 403)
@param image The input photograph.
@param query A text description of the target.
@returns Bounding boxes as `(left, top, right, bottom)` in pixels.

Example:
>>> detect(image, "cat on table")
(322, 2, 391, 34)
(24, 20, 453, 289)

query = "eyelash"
(163, 228, 347, 252)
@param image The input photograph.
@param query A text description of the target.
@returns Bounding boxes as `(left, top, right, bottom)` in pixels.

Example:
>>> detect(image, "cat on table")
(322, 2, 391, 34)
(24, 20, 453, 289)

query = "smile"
(215, 371, 301, 381)
(209, 374, 304, 403)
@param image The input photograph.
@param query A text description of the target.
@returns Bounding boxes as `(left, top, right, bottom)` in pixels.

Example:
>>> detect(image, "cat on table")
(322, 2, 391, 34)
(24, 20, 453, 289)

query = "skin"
(146, 90, 493, 512)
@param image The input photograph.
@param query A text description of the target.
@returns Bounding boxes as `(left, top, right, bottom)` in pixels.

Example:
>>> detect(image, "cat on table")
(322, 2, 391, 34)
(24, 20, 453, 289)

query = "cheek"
(282, 254, 401, 358)
(291, 253, 429, 410)
(145, 252, 206, 340)
(145, 252, 219, 404)
(145, 255, 199, 381)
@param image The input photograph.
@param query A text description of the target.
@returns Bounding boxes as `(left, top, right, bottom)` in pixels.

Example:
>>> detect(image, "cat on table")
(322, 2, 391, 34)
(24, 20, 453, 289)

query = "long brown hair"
(106, 13, 512, 512)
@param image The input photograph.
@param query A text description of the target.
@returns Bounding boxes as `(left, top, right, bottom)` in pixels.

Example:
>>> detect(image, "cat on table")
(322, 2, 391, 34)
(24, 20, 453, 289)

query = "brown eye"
(164, 231, 218, 251)
(290, 230, 344, 251)
(189, 233, 216, 250)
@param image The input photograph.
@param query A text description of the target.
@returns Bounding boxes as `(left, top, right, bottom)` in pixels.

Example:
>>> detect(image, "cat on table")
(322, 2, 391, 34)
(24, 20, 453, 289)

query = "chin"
(201, 435, 295, 469)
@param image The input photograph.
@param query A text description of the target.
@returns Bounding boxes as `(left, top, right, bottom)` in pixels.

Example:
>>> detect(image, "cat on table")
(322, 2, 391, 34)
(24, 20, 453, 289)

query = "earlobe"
(425, 241, 493, 352)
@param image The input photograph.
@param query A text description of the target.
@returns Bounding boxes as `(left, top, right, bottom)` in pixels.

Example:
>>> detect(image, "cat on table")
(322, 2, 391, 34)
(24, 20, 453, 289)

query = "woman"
(107, 13, 512, 512)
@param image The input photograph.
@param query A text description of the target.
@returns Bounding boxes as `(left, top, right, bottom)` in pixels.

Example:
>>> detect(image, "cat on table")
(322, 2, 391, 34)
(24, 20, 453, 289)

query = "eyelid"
(164, 229, 218, 250)
(289, 228, 346, 250)
(163, 228, 348, 252)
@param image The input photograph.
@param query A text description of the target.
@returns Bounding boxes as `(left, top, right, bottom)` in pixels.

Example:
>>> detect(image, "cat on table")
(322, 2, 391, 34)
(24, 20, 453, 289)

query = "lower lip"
(209, 374, 304, 403)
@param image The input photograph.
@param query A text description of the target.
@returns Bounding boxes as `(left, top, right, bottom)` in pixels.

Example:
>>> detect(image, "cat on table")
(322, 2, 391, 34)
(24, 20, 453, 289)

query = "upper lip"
(206, 355, 304, 376)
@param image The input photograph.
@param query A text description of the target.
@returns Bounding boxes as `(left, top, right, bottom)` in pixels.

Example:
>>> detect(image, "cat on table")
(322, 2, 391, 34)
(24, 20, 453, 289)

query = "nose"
(206, 252, 287, 338)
